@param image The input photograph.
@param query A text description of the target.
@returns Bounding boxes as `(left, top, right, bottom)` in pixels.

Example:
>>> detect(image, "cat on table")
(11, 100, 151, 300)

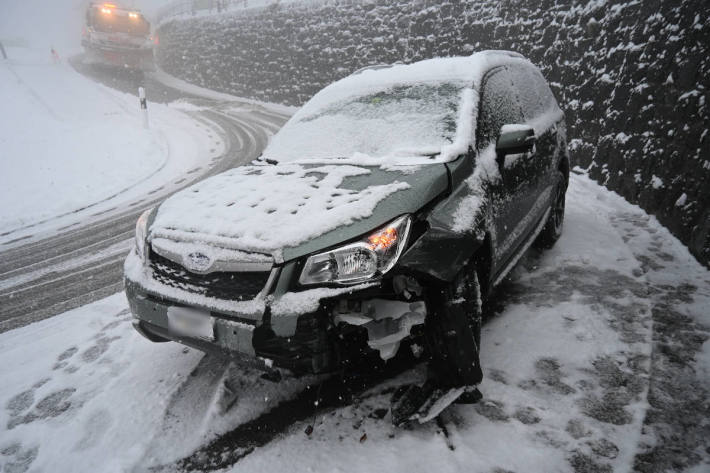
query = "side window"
(476, 67, 524, 149)
(508, 63, 557, 121)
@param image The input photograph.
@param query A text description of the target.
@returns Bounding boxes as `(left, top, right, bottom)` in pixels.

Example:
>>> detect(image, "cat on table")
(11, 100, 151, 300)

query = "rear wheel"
(534, 171, 567, 249)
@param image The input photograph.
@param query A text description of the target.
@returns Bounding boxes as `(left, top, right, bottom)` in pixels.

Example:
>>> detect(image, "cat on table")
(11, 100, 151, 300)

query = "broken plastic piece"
(334, 298, 427, 360)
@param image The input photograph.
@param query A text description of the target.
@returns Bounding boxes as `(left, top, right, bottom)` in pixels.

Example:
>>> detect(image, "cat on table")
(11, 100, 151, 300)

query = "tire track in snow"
(149, 358, 415, 473)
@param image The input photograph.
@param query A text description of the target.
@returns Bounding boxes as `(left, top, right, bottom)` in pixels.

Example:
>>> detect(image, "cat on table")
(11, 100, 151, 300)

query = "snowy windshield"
(262, 82, 467, 162)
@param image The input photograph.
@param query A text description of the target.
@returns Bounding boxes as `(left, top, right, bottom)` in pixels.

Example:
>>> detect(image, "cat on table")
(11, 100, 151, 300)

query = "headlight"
(135, 208, 152, 261)
(299, 215, 412, 286)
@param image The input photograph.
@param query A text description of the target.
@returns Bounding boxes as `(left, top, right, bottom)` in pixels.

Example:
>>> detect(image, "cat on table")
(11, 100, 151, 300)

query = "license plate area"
(167, 306, 214, 341)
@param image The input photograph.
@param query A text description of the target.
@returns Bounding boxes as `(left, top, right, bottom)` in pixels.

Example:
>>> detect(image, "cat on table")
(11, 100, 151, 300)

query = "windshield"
(90, 9, 150, 36)
(262, 82, 468, 163)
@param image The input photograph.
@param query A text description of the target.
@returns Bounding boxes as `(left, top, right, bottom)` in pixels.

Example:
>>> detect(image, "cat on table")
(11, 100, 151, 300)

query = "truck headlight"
(299, 215, 411, 286)
(135, 208, 152, 262)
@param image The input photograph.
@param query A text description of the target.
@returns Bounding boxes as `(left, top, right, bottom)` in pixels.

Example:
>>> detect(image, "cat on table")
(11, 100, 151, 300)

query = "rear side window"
(476, 67, 524, 149)
(507, 63, 557, 121)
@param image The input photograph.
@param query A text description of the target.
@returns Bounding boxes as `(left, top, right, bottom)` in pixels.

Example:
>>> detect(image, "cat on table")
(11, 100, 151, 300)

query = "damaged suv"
(124, 51, 569, 381)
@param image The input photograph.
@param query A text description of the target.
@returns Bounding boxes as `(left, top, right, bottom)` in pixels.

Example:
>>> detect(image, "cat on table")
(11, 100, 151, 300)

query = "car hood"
(149, 163, 449, 262)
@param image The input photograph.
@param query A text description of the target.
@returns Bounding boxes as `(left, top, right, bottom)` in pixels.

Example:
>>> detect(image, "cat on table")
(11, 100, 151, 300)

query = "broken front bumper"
(124, 249, 428, 374)
(124, 276, 334, 374)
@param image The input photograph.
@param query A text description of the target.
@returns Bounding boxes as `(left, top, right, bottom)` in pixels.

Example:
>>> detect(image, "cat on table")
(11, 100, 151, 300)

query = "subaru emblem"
(186, 252, 211, 272)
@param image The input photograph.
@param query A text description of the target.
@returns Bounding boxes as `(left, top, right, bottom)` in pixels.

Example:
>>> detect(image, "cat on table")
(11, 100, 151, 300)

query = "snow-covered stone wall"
(157, 0, 710, 267)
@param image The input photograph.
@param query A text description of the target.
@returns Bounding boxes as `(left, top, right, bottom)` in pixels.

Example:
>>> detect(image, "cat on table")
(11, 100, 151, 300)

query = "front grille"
(149, 250, 270, 301)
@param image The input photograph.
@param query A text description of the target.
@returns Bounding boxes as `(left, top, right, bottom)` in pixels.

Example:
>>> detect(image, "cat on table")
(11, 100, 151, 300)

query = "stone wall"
(158, 0, 710, 266)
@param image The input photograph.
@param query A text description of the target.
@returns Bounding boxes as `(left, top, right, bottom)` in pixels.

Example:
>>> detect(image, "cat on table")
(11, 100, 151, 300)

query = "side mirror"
(496, 124, 536, 156)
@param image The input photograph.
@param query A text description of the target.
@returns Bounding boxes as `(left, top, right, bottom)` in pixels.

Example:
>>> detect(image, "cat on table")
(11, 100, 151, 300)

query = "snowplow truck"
(82, 2, 155, 70)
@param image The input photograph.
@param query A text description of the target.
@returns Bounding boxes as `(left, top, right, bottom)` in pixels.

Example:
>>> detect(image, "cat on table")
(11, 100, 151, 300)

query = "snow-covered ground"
(0, 47, 223, 243)
(1, 174, 707, 473)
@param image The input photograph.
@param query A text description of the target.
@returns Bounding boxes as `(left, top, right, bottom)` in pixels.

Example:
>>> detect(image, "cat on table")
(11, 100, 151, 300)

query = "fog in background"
(0, 0, 173, 53)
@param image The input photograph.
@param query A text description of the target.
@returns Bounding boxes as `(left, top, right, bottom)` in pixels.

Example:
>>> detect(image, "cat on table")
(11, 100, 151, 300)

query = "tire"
(534, 170, 567, 249)
(455, 267, 483, 350)
(424, 263, 483, 388)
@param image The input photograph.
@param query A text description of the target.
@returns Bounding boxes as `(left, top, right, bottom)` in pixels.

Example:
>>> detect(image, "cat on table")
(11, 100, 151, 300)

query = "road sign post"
(138, 87, 149, 129)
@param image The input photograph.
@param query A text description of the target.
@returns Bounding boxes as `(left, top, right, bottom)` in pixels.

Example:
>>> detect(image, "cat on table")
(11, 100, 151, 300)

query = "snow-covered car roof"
(322, 50, 526, 100)
(262, 51, 532, 165)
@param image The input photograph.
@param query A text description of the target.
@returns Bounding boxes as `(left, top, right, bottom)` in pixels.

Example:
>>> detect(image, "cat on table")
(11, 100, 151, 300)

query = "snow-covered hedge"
(157, 0, 710, 267)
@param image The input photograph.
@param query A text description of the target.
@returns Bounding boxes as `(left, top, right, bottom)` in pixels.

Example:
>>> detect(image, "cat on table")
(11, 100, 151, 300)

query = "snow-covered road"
(0, 56, 290, 333)
(0, 48, 225, 244)
(1, 174, 707, 473)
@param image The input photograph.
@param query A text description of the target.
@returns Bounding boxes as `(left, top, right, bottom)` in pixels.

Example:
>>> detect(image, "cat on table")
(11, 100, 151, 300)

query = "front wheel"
(424, 264, 483, 388)
(534, 170, 567, 249)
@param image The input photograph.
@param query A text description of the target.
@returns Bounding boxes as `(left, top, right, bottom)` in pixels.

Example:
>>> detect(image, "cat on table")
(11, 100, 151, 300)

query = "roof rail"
(351, 63, 394, 75)
(476, 50, 525, 59)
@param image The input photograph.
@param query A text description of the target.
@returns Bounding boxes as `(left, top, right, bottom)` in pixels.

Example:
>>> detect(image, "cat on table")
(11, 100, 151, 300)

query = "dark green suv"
(124, 50, 569, 379)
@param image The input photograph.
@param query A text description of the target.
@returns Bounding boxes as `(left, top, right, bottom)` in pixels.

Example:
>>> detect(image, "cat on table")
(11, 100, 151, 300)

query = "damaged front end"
(126, 248, 431, 375)
(252, 273, 430, 375)
(125, 155, 487, 377)
(125, 213, 441, 376)
(244, 214, 435, 374)
(333, 298, 426, 361)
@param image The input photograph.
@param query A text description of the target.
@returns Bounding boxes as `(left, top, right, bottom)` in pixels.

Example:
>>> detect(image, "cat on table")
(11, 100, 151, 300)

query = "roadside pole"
(138, 87, 149, 129)
(0, 41, 7, 60)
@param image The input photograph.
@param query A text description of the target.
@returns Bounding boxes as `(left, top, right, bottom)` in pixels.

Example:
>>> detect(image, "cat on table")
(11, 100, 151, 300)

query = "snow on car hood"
(149, 163, 449, 261)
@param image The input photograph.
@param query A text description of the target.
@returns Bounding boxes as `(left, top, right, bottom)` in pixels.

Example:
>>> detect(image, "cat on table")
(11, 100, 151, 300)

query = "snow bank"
(0, 49, 159, 230)
(0, 47, 222, 240)
(152, 66, 299, 116)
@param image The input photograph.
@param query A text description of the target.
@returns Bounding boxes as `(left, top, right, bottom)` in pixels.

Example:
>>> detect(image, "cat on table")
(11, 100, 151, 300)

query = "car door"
(508, 63, 560, 226)
(476, 66, 535, 272)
